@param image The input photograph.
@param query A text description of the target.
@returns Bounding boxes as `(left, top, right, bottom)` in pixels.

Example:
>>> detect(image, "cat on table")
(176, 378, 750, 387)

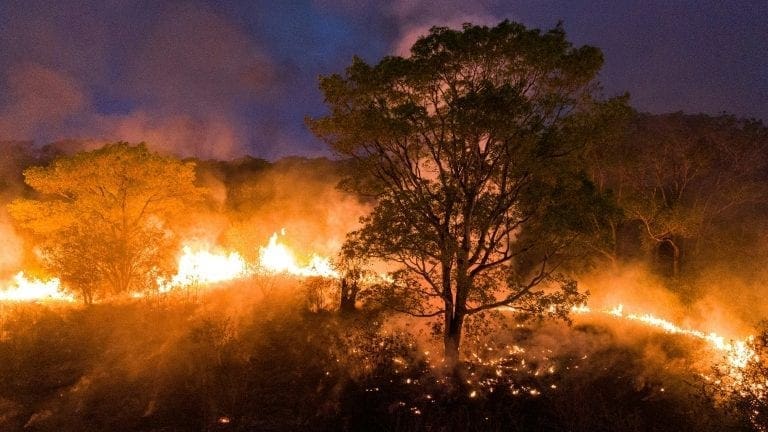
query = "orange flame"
(257, 230, 338, 278)
(154, 229, 339, 294)
(157, 245, 251, 292)
(572, 303, 755, 369)
(0, 272, 73, 302)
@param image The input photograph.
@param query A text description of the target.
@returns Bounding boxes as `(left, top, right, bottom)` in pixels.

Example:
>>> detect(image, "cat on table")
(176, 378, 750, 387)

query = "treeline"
(2, 110, 767, 301)
(584, 113, 768, 286)
(1, 110, 767, 430)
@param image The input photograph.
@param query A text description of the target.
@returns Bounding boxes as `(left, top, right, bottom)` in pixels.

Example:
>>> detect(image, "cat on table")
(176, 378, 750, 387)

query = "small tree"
(310, 21, 617, 364)
(333, 240, 372, 314)
(9, 142, 204, 302)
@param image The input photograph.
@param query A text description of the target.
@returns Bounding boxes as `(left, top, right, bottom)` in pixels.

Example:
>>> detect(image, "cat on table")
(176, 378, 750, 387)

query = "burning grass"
(0, 229, 338, 302)
(0, 232, 763, 430)
(0, 281, 752, 431)
(0, 272, 73, 303)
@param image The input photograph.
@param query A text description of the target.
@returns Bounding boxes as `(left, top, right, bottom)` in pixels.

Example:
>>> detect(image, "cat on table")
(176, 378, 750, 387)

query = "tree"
(8, 142, 204, 303)
(587, 113, 768, 278)
(309, 21, 618, 364)
(334, 242, 370, 314)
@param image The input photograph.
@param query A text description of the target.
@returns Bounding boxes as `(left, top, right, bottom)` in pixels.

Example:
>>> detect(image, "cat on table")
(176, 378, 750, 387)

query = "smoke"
(96, 112, 244, 159)
(218, 158, 370, 261)
(0, 214, 24, 275)
(313, 0, 501, 56)
(578, 263, 758, 341)
(0, 64, 90, 139)
(0, 1, 273, 159)
(0, 142, 40, 277)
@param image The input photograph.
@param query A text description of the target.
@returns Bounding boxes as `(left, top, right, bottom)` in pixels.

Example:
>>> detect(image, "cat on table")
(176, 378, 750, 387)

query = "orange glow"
(257, 230, 338, 278)
(158, 244, 251, 291)
(2, 228, 342, 302)
(2, 225, 758, 378)
(572, 303, 755, 370)
(0, 272, 73, 302)
(155, 230, 339, 293)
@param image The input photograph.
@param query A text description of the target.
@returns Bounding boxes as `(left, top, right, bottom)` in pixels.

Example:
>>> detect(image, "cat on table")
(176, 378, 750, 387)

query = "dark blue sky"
(0, 0, 765, 159)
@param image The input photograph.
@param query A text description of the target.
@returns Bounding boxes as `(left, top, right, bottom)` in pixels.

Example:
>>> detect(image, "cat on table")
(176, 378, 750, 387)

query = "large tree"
(309, 22, 618, 363)
(9, 142, 204, 303)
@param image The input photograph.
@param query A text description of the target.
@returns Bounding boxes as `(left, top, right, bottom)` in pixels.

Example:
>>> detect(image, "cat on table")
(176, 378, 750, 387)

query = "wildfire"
(0, 272, 73, 302)
(154, 230, 338, 293)
(2, 229, 340, 302)
(257, 231, 338, 278)
(0, 228, 758, 377)
(572, 303, 756, 369)
(158, 245, 251, 291)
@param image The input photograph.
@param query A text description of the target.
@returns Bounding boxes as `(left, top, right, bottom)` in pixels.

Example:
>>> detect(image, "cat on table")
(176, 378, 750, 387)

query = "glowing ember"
(0, 272, 73, 302)
(159, 245, 250, 291)
(258, 231, 338, 278)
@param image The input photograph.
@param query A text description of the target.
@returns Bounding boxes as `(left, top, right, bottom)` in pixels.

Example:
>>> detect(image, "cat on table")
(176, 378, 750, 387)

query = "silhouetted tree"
(334, 242, 370, 314)
(310, 21, 620, 364)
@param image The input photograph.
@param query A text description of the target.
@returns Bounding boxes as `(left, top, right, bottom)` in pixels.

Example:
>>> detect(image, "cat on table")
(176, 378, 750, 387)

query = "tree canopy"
(584, 113, 768, 280)
(8, 142, 204, 303)
(309, 21, 623, 363)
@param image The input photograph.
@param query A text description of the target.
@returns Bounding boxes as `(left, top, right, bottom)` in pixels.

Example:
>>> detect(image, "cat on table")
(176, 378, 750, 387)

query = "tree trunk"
(667, 238, 681, 278)
(339, 277, 358, 314)
(443, 309, 464, 367)
(81, 287, 93, 305)
(444, 252, 471, 368)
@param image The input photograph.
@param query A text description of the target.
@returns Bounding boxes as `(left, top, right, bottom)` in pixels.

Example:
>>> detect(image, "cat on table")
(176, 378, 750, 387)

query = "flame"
(571, 303, 756, 369)
(258, 231, 338, 278)
(158, 245, 251, 291)
(154, 230, 339, 293)
(0, 272, 73, 302)
(1, 228, 341, 301)
(0, 225, 756, 377)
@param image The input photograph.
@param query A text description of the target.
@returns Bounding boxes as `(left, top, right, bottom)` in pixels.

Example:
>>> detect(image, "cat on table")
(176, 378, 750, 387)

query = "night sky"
(0, 0, 765, 159)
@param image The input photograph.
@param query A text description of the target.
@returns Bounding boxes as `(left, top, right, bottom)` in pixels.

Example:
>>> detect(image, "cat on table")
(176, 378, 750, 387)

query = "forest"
(0, 21, 766, 432)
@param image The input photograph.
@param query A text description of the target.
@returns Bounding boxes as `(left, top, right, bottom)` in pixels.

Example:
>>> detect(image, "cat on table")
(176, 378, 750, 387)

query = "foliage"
(8, 143, 204, 302)
(309, 21, 621, 361)
(586, 113, 768, 278)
